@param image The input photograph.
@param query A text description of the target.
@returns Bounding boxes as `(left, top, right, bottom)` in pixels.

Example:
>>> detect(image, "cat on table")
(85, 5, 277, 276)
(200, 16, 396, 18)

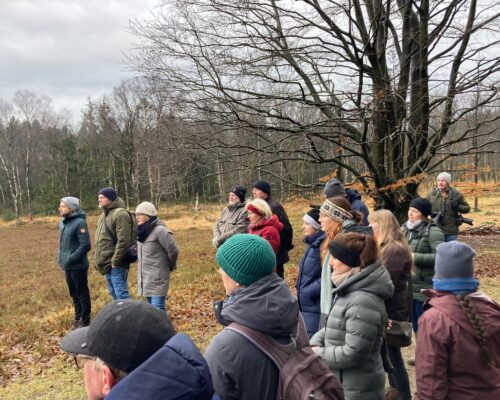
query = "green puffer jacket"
(311, 262, 394, 400)
(427, 187, 470, 235)
(401, 220, 444, 302)
(94, 197, 134, 275)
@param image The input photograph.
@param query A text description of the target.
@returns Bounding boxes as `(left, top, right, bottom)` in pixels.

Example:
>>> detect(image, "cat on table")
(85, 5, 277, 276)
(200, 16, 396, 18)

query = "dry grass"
(0, 192, 499, 399)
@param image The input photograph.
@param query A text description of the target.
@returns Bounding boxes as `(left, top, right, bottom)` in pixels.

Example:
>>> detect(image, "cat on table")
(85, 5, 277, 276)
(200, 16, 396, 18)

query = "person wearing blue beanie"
(415, 241, 500, 400)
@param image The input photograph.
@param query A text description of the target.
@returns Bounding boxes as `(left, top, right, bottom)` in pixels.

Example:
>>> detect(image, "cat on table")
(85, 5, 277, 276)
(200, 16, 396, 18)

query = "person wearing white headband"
(295, 208, 326, 338)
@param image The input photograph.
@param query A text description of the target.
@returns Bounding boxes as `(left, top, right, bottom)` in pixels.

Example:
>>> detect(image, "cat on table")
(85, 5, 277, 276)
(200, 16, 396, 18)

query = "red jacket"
(415, 290, 500, 400)
(248, 214, 283, 254)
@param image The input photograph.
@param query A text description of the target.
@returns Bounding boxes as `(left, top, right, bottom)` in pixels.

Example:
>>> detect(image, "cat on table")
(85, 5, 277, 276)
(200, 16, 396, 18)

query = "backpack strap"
(226, 313, 309, 369)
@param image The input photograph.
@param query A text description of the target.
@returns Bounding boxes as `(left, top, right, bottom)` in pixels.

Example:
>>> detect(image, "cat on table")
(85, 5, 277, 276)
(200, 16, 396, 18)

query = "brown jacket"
(415, 290, 500, 400)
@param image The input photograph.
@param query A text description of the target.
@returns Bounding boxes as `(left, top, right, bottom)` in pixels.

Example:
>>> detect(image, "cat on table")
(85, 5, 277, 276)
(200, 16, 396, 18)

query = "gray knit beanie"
(434, 241, 476, 280)
(437, 172, 452, 184)
(61, 196, 80, 211)
(323, 178, 346, 198)
(135, 201, 158, 217)
(216, 234, 276, 286)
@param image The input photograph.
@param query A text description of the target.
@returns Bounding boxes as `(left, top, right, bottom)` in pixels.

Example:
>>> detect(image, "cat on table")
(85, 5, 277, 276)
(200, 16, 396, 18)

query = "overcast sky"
(0, 0, 156, 125)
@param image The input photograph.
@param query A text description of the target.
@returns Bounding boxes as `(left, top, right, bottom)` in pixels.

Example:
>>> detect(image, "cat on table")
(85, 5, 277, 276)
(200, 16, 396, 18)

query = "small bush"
(1, 210, 17, 222)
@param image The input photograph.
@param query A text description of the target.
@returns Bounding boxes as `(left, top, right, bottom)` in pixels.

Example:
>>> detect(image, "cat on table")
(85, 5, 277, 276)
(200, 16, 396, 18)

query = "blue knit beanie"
(433, 241, 479, 294)
(216, 234, 276, 286)
(98, 187, 118, 202)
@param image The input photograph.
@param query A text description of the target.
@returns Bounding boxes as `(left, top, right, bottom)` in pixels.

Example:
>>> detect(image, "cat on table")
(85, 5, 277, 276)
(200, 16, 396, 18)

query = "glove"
(212, 238, 219, 247)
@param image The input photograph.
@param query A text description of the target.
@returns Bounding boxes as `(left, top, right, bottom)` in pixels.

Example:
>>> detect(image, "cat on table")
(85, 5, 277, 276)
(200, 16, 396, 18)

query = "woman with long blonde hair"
(318, 196, 371, 328)
(369, 210, 413, 400)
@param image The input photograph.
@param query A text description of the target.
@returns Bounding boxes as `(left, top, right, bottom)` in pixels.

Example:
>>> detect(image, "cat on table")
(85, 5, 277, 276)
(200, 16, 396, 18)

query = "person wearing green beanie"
(206, 234, 299, 400)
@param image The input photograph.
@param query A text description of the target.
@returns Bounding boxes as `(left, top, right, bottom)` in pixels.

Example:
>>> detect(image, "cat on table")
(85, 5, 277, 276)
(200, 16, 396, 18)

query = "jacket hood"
(219, 274, 299, 338)
(345, 188, 362, 202)
(106, 334, 216, 400)
(104, 197, 127, 213)
(334, 261, 394, 300)
(342, 220, 373, 235)
(303, 230, 326, 247)
(63, 208, 86, 221)
(423, 289, 500, 339)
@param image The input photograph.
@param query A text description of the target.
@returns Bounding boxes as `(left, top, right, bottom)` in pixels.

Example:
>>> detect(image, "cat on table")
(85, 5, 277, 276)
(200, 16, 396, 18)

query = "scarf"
(331, 267, 361, 287)
(406, 219, 423, 230)
(137, 216, 157, 243)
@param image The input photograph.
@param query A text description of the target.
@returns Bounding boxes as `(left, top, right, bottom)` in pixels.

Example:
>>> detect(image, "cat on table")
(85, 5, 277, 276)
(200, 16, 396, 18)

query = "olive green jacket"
(94, 197, 134, 275)
(401, 221, 444, 302)
(427, 187, 470, 235)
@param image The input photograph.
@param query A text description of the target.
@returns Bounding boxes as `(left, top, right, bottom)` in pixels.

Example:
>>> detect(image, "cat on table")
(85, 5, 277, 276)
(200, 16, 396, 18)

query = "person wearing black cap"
(415, 241, 500, 400)
(212, 186, 249, 248)
(310, 232, 394, 400)
(94, 187, 135, 300)
(295, 208, 326, 338)
(60, 300, 217, 400)
(401, 197, 444, 365)
(252, 180, 293, 278)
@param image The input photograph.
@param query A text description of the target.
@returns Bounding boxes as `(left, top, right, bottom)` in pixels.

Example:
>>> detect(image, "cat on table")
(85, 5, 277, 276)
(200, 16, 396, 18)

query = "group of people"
(56, 174, 500, 400)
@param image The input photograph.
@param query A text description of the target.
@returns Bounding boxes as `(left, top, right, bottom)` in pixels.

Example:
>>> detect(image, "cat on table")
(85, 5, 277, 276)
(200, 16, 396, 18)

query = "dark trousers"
(387, 344, 412, 399)
(65, 269, 91, 322)
(276, 263, 285, 279)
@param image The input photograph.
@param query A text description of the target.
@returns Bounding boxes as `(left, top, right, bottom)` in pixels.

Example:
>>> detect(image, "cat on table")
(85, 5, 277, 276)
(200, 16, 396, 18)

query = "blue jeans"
(147, 296, 166, 311)
(412, 299, 424, 333)
(387, 345, 411, 400)
(444, 234, 458, 242)
(105, 267, 130, 300)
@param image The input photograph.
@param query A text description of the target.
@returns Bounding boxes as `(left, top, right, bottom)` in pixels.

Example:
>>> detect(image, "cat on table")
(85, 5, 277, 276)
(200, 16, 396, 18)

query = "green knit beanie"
(216, 234, 276, 286)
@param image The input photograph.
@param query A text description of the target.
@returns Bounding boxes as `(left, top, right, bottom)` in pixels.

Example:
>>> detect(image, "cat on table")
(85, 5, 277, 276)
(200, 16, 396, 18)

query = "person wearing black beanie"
(251, 181, 293, 279)
(212, 185, 249, 248)
(401, 196, 445, 365)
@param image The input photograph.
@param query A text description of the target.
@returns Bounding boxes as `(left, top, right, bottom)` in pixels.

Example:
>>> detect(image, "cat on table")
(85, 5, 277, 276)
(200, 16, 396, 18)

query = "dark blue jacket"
(295, 230, 325, 338)
(346, 188, 370, 226)
(106, 334, 218, 400)
(58, 209, 91, 270)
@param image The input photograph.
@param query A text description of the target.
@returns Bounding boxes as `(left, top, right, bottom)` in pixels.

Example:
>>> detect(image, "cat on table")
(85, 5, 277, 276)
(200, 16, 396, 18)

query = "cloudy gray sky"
(0, 0, 155, 124)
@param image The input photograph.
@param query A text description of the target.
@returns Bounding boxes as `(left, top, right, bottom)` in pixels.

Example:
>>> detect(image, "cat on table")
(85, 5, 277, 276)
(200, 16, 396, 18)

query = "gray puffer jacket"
(205, 274, 299, 400)
(137, 219, 178, 297)
(213, 202, 248, 247)
(311, 262, 394, 400)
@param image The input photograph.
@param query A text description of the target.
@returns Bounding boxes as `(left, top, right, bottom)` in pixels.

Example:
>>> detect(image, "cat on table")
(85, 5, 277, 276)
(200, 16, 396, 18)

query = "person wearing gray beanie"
(323, 178, 370, 226)
(135, 202, 178, 311)
(205, 234, 299, 400)
(58, 196, 92, 330)
(427, 171, 471, 241)
(415, 241, 500, 400)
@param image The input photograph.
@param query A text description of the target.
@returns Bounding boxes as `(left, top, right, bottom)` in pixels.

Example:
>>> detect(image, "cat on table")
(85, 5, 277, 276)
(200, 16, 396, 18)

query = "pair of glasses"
(73, 354, 95, 369)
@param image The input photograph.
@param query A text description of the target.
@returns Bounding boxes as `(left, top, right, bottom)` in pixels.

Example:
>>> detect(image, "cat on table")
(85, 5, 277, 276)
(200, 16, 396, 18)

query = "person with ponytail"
(369, 210, 413, 400)
(318, 197, 372, 328)
(415, 241, 500, 400)
(311, 232, 394, 400)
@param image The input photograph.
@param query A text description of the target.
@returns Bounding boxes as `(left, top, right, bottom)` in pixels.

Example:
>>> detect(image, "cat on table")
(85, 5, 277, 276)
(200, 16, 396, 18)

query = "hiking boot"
(407, 355, 415, 366)
(385, 387, 400, 400)
(78, 319, 90, 328)
(70, 319, 80, 330)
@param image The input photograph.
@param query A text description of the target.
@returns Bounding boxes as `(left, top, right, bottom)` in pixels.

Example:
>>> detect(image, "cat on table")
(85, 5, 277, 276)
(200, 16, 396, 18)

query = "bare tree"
(131, 0, 500, 217)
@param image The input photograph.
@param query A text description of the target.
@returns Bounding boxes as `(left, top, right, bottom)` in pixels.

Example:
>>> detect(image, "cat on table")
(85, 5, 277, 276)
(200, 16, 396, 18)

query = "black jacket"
(266, 197, 293, 265)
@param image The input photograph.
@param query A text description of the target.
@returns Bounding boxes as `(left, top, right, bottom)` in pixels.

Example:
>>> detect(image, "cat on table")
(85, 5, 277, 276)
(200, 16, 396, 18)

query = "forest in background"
(1, 0, 500, 219)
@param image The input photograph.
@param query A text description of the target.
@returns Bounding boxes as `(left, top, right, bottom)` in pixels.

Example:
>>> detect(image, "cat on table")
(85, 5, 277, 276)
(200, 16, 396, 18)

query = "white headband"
(303, 214, 321, 230)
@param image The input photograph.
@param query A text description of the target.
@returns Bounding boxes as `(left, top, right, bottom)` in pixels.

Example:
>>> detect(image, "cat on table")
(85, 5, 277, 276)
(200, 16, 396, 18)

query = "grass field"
(0, 194, 499, 399)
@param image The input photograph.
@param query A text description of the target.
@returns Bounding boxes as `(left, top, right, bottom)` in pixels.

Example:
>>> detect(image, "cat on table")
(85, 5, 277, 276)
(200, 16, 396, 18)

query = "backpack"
(103, 209, 138, 264)
(227, 316, 344, 400)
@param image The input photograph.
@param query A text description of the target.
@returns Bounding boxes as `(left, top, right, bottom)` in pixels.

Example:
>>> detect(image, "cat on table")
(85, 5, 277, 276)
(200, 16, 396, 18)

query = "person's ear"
(101, 365, 117, 396)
